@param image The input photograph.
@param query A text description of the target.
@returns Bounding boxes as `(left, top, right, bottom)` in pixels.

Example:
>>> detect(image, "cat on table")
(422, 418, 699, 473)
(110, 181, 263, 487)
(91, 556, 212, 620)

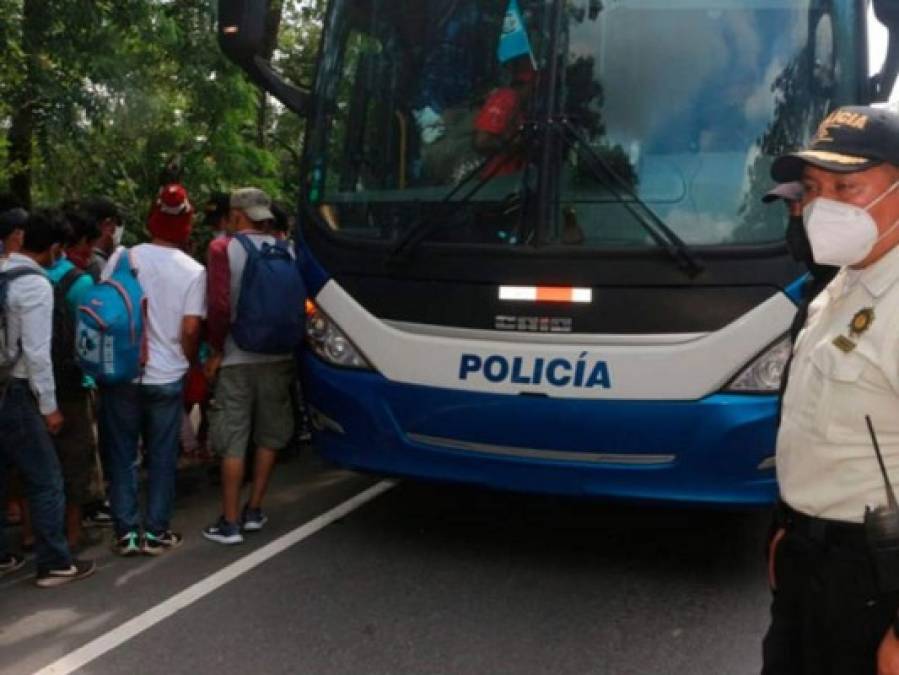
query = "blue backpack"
(231, 234, 305, 355)
(76, 250, 147, 384)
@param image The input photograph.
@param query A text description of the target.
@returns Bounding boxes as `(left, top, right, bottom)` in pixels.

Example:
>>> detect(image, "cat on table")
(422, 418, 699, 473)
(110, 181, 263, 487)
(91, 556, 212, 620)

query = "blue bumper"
(301, 355, 778, 506)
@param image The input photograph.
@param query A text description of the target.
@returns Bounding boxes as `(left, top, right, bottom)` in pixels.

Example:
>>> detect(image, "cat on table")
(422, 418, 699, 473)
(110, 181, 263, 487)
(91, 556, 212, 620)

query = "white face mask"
(803, 180, 899, 267)
(112, 225, 124, 248)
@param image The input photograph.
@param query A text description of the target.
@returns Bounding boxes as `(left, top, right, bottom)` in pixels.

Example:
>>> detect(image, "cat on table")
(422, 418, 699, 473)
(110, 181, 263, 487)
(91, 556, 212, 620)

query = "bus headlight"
(724, 335, 792, 393)
(305, 300, 373, 370)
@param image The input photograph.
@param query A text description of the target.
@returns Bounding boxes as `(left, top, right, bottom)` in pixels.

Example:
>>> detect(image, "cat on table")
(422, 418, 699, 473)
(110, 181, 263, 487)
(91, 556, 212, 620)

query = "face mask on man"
(803, 180, 899, 267)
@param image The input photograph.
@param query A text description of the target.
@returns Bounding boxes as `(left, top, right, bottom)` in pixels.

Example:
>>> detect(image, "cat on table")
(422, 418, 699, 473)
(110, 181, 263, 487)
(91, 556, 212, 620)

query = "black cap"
(771, 106, 899, 182)
(0, 208, 28, 239)
(761, 181, 803, 204)
(82, 196, 122, 226)
(203, 191, 230, 228)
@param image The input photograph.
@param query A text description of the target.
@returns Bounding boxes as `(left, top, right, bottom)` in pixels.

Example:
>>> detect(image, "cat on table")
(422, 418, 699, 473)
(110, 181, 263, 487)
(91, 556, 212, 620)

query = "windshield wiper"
(387, 125, 532, 263)
(560, 120, 704, 279)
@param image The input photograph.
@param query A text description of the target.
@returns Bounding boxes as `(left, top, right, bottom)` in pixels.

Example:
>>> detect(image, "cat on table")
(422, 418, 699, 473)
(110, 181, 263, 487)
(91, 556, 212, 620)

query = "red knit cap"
(148, 183, 193, 245)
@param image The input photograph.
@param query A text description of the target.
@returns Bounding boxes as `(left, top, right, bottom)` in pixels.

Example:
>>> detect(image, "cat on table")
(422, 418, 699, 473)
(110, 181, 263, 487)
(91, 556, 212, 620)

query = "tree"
(2, 1, 149, 207)
(0, 0, 325, 246)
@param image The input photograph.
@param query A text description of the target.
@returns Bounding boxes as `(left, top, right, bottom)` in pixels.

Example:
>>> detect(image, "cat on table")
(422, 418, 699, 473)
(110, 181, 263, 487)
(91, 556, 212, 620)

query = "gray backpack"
(0, 267, 43, 386)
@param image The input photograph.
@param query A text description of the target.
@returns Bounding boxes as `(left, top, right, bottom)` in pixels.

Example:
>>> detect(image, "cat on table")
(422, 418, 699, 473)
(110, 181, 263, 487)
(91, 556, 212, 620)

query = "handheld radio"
(863, 415, 899, 591)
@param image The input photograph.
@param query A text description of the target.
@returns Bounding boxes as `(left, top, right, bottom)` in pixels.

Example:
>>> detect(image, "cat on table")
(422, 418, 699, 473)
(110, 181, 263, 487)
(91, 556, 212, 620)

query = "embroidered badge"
(833, 335, 857, 353)
(849, 307, 875, 338)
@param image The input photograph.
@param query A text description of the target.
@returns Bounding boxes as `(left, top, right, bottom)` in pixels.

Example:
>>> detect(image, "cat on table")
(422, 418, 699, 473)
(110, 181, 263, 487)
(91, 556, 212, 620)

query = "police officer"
(763, 106, 899, 675)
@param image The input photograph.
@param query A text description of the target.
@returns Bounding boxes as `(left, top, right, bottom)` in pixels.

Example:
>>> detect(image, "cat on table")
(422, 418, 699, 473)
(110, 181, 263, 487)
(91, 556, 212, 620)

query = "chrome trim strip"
(407, 433, 675, 465)
(385, 320, 706, 346)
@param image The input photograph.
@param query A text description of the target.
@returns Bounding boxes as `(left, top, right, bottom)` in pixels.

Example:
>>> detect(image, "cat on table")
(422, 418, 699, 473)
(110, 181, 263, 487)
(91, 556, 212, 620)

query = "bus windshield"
(304, 0, 861, 249)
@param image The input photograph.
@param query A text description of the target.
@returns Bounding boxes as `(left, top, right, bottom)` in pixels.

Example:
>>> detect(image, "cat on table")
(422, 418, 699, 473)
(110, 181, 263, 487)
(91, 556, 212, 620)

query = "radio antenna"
(867, 415, 899, 511)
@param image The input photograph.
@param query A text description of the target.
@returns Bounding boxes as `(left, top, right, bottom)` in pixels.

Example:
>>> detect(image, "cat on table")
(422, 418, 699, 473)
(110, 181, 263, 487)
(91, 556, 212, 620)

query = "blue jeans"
(0, 380, 72, 572)
(99, 381, 183, 536)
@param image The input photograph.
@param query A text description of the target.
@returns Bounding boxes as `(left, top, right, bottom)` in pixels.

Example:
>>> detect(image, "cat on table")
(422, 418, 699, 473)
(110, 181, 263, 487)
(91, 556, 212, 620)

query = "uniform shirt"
(207, 231, 294, 368)
(104, 244, 206, 385)
(778, 243, 899, 523)
(4, 254, 57, 414)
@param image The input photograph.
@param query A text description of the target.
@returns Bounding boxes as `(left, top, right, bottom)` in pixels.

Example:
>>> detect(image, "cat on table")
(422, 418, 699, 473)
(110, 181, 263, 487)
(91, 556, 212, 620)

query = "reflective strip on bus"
(499, 286, 593, 304)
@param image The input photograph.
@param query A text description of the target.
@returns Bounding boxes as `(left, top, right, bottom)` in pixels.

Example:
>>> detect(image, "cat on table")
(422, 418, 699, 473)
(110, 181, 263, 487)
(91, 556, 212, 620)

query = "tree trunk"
(7, 0, 40, 208)
(8, 95, 34, 209)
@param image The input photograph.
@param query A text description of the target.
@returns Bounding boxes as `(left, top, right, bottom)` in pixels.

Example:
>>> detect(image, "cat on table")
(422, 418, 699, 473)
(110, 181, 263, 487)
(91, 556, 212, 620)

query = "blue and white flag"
(498, 0, 534, 64)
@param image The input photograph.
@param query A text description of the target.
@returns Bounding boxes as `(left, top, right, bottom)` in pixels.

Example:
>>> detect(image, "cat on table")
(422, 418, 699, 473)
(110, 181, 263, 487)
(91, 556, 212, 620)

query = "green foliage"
(0, 0, 323, 247)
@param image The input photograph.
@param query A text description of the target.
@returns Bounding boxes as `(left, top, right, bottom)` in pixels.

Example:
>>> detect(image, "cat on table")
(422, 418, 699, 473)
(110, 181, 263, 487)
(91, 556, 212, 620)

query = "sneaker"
(141, 531, 183, 556)
(202, 517, 244, 545)
(0, 553, 25, 576)
(112, 531, 141, 557)
(241, 505, 268, 533)
(35, 559, 96, 588)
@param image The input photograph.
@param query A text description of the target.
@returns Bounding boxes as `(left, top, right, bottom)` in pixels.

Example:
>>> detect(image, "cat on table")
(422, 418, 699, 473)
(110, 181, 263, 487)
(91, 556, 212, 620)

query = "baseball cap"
(761, 182, 803, 204)
(230, 187, 274, 223)
(771, 106, 899, 182)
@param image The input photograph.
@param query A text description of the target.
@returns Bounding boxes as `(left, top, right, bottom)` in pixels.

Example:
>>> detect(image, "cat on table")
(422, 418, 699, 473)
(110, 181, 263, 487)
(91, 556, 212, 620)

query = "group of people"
(0, 183, 304, 588)
(8, 95, 899, 671)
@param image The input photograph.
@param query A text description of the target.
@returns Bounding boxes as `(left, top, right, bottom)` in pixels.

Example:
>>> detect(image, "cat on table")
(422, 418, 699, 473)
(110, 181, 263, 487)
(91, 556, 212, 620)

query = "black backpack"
(52, 267, 88, 385)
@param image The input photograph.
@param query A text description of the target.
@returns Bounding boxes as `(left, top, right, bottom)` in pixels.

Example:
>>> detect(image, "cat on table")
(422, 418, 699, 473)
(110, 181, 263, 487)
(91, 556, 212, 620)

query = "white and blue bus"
(219, 0, 899, 505)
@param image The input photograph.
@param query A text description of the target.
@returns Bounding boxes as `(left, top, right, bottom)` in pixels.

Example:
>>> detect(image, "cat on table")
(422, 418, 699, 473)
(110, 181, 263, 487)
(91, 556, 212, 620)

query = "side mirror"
(872, 0, 899, 101)
(218, 0, 312, 115)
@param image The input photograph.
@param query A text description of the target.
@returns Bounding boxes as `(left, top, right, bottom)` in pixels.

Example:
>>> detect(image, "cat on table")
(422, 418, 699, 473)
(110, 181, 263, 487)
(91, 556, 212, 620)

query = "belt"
(778, 501, 867, 549)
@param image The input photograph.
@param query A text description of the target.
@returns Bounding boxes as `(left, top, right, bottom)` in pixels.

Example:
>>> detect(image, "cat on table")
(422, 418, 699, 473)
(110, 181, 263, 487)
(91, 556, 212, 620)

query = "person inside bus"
(472, 55, 537, 178)
(410, 0, 484, 147)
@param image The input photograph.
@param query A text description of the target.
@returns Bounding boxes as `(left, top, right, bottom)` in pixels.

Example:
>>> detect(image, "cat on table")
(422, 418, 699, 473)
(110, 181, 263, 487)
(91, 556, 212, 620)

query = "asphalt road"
(1, 452, 774, 675)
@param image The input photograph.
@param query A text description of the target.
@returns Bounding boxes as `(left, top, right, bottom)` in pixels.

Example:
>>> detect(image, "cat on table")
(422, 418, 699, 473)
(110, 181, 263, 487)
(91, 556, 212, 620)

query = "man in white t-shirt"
(100, 184, 206, 557)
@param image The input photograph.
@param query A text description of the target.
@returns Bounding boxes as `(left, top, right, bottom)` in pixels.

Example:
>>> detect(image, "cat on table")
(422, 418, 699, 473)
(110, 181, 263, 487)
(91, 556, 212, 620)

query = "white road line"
(34, 480, 397, 675)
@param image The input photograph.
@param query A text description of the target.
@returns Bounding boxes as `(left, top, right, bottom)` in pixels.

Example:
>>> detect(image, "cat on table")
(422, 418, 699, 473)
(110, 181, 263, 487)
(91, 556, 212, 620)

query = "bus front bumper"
(302, 356, 778, 506)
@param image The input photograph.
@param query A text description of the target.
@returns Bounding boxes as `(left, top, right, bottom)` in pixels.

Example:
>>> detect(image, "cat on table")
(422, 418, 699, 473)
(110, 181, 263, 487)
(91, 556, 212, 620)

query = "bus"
(218, 0, 899, 505)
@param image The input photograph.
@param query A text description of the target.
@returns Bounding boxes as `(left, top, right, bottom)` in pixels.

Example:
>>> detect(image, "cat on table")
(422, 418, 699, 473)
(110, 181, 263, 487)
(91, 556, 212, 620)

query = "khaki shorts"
(209, 360, 296, 458)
